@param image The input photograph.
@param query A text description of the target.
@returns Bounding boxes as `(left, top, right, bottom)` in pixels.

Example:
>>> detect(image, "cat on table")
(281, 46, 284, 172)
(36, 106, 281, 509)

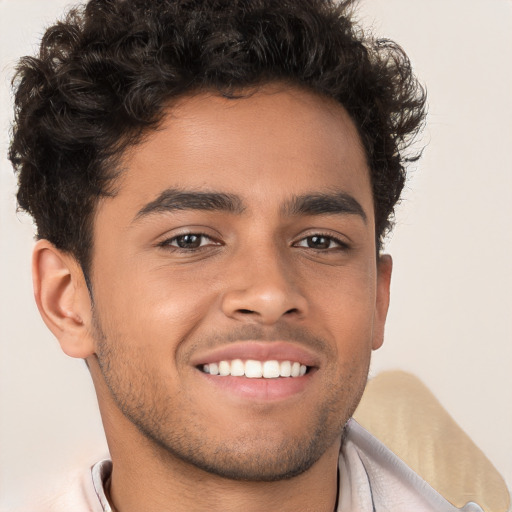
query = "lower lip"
(198, 371, 314, 401)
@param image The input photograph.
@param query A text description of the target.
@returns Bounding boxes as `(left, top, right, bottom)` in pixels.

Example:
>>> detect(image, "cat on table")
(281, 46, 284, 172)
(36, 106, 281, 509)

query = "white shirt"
(18, 419, 484, 512)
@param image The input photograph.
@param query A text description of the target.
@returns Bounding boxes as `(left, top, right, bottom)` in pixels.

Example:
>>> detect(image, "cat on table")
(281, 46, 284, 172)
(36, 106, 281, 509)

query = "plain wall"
(1, 0, 511, 507)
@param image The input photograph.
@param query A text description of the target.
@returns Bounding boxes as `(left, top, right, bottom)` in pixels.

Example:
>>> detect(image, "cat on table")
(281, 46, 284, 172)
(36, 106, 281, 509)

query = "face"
(88, 85, 390, 481)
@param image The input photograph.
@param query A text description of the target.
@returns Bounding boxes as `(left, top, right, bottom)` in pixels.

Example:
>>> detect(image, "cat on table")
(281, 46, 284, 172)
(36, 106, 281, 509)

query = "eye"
(160, 233, 218, 250)
(294, 234, 347, 250)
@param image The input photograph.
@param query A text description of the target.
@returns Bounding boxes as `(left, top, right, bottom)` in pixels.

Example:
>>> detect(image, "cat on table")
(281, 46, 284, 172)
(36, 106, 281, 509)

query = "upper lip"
(190, 341, 321, 368)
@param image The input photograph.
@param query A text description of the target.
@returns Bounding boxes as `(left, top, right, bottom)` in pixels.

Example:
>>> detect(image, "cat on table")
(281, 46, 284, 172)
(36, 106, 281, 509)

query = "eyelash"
(293, 233, 349, 251)
(158, 232, 219, 251)
(158, 232, 349, 252)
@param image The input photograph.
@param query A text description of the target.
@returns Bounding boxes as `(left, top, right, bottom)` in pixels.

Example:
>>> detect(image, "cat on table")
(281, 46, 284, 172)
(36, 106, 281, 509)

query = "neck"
(100, 408, 341, 512)
(107, 440, 341, 512)
(92, 364, 342, 512)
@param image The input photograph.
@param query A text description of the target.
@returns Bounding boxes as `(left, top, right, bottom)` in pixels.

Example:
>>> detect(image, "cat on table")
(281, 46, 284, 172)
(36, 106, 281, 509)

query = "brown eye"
(175, 234, 203, 248)
(294, 234, 347, 251)
(306, 235, 331, 249)
(163, 233, 214, 249)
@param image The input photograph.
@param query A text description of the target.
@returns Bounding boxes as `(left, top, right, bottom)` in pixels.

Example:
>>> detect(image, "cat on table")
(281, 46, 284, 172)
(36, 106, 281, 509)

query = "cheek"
(92, 218, 216, 337)
(305, 264, 377, 353)
(92, 263, 220, 352)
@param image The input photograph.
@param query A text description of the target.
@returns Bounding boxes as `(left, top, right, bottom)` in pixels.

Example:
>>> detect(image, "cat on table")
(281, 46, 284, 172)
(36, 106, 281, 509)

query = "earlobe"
(372, 254, 393, 351)
(32, 240, 95, 358)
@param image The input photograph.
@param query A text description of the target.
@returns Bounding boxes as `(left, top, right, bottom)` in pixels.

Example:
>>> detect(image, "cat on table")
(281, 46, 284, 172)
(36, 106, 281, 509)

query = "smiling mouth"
(199, 359, 309, 379)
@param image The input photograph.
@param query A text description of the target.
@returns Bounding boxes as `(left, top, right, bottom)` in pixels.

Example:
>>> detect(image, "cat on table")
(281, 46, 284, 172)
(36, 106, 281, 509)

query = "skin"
(33, 84, 392, 512)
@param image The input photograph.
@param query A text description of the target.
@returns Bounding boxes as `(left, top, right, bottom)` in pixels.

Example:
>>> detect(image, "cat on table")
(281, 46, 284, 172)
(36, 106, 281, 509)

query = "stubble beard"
(92, 313, 370, 482)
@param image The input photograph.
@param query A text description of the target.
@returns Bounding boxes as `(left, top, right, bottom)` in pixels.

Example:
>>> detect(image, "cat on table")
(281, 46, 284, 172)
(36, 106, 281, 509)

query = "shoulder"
(11, 460, 111, 512)
(340, 419, 484, 512)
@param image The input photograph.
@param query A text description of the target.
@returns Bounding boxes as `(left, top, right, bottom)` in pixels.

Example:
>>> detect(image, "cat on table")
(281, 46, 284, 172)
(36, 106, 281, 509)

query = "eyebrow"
(134, 188, 245, 221)
(283, 192, 367, 222)
(133, 188, 366, 223)
(134, 188, 244, 220)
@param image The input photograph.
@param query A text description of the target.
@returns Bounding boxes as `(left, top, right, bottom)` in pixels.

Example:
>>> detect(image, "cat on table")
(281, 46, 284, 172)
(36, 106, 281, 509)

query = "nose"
(221, 250, 308, 325)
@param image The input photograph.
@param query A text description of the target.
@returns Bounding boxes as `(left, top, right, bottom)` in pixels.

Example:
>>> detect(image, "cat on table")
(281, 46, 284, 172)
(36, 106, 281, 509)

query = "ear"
(32, 239, 95, 358)
(372, 254, 392, 351)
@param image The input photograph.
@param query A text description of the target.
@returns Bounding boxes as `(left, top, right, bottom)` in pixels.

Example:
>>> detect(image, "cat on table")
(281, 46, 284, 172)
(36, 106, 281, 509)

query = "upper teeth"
(202, 360, 307, 378)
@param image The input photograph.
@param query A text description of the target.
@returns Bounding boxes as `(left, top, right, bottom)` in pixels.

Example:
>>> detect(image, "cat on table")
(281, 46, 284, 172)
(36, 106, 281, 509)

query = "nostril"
(238, 309, 255, 315)
(236, 307, 299, 317)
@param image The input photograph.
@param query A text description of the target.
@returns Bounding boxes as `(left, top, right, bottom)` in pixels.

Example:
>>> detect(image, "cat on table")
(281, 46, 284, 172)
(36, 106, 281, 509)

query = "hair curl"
(9, 0, 426, 276)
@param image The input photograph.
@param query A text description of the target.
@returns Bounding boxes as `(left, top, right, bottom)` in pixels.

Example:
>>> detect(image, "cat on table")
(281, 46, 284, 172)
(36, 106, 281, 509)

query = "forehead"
(106, 84, 371, 217)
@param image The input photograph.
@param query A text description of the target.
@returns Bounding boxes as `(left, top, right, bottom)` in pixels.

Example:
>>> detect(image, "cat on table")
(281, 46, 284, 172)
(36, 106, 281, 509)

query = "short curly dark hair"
(9, 0, 426, 278)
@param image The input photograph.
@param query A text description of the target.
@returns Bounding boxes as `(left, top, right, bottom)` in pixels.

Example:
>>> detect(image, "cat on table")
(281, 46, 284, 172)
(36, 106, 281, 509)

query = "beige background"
(1, 0, 511, 508)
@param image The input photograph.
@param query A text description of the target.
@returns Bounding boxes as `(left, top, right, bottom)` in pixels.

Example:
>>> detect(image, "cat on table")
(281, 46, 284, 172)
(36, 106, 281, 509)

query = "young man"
(8, 0, 485, 510)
